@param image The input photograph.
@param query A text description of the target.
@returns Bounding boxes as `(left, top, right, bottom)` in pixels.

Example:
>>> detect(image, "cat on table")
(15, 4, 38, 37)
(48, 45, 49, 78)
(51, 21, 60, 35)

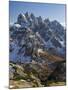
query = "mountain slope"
(9, 12, 66, 88)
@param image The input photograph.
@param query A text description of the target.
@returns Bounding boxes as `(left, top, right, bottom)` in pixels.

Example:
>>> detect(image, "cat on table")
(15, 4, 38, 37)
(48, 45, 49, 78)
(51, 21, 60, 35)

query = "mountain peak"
(10, 12, 65, 62)
(17, 13, 27, 24)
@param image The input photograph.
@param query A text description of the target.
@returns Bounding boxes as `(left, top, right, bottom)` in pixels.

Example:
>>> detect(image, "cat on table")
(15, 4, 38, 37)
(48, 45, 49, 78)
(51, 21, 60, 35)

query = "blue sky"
(9, 1, 66, 26)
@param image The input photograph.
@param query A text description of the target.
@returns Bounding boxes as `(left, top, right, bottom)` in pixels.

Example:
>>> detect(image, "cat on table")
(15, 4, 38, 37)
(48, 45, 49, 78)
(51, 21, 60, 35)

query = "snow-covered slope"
(9, 12, 66, 63)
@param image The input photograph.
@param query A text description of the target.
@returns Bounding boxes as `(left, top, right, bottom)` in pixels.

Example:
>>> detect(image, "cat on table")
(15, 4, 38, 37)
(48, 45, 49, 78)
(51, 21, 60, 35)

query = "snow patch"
(13, 23, 21, 28)
(37, 49, 43, 53)
(29, 35, 35, 38)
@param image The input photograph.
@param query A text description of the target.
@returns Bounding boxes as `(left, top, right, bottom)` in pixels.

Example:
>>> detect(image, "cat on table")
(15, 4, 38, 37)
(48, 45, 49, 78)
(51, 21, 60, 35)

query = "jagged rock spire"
(17, 13, 27, 24)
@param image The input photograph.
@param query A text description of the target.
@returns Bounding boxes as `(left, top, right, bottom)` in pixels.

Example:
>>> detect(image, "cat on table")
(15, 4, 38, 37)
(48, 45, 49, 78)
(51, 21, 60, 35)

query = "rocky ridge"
(9, 12, 66, 88)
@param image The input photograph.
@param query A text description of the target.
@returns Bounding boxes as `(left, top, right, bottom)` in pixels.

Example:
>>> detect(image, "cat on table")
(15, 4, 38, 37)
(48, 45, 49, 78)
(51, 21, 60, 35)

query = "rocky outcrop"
(9, 62, 66, 89)
(9, 12, 66, 88)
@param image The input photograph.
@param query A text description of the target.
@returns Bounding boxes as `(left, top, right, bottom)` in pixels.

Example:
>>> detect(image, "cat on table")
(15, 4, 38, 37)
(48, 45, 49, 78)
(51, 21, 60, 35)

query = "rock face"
(9, 12, 66, 88)
(9, 62, 66, 88)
